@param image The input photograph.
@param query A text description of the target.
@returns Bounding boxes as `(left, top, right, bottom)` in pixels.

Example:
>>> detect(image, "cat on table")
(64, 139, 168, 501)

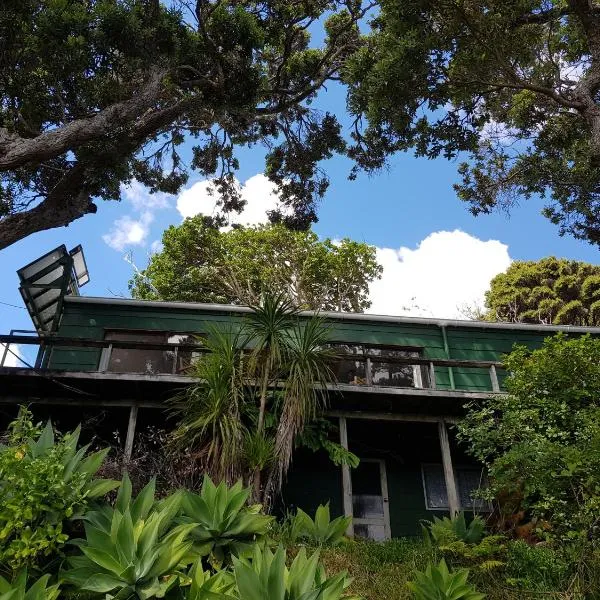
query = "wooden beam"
(327, 410, 460, 424)
(338, 416, 354, 537)
(0, 395, 162, 408)
(124, 404, 138, 462)
(438, 420, 460, 517)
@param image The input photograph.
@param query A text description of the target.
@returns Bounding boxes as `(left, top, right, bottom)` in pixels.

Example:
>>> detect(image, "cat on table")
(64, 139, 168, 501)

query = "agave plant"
(183, 560, 235, 600)
(229, 545, 357, 600)
(179, 476, 273, 567)
(422, 513, 486, 545)
(62, 475, 195, 599)
(290, 504, 350, 546)
(407, 559, 485, 600)
(0, 571, 60, 600)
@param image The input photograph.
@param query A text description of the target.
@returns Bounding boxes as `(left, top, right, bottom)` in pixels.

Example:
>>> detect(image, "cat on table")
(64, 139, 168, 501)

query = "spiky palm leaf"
(272, 316, 334, 487)
(170, 326, 249, 484)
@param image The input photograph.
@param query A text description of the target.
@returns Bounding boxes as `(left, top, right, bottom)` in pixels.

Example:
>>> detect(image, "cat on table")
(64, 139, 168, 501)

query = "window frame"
(99, 329, 203, 374)
(420, 462, 491, 512)
(327, 342, 427, 388)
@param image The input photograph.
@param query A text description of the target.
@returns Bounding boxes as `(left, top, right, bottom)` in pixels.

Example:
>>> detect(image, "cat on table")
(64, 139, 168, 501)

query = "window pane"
(168, 334, 202, 374)
(457, 469, 489, 511)
(105, 331, 171, 374)
(422, 464, 448, 509)
(331, 344, 367, 385)
(367, 347, 421, 388)
(353, 494, 384, 519)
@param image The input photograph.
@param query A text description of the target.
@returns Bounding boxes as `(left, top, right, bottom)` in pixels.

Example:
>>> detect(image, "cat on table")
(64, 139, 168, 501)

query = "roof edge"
(63, 296, 600, 334)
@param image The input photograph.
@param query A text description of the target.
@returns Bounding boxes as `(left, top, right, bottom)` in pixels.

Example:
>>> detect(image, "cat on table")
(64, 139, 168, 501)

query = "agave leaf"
(130, 478, 156, 523)
(115, 473, 133, 513)
(87, 479, 121, 499)
(32, 421, 54, 457)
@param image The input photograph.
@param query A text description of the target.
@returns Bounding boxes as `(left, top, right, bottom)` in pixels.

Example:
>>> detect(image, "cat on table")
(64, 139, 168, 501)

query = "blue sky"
(1, 82, 599, 346)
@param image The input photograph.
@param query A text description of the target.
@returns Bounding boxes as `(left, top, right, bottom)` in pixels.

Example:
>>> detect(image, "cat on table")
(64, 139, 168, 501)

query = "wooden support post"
(338, 416, 354, 537)
(438, 420, 460, 517)
(489, 364, 500, 392)
(124, 404, 138, 463)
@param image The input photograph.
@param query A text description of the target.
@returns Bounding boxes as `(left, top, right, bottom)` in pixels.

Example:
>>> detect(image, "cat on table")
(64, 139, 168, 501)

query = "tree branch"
(0, 68, 167, 171)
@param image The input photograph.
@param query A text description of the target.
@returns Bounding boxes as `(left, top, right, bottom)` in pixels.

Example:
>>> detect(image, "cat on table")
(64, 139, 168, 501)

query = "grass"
(311, 538, 600, 600)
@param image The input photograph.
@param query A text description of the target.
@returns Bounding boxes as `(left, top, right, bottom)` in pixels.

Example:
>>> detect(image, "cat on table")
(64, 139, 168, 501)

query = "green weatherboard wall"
(49, 298, 558, 391)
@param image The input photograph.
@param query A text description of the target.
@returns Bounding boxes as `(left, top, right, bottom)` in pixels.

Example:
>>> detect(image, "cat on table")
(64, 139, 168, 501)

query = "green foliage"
(503, 540, 573, 591)
(457, 333, 600, 540)
(184, 560, 235, 600)
(170, 294, 336, 506)
(179, 476, 273, 567)
(0, 409, 118, 570)
(130, 220, 382, 312)
(61, 475, 194, 599)
(297, 419, 360, 468)
(422, 515, 505, 572)
(343, 0, 600, 245)
(228, 545, 357, 600)
(0, 0, 374, 247)
(0, 570, 60, 600)
(484, 258, 600, 325)
(422, 514, 486, 546)
(289, 504, 351, 547)
(407, 560, 484, 600)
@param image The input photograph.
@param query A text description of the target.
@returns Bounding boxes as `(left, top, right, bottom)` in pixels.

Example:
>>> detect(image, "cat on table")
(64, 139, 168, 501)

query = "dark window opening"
(421, 463, 490, 512)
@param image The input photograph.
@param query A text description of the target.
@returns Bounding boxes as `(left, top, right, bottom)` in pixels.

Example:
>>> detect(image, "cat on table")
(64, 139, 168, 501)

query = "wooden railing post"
(489, 364, 500, 392)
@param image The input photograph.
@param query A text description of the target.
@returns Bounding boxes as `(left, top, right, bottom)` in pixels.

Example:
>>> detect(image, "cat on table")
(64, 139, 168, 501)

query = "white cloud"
(368, 230, 511, 319)
(1, 343, 22, 367)
(103, 212, 154, 252)
(176, 174, 292, 226)
(121, 180, 170, 211)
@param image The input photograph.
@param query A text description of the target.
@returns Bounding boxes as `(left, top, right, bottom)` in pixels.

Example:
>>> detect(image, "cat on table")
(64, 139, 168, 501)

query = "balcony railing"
(0, 334, 505, 393)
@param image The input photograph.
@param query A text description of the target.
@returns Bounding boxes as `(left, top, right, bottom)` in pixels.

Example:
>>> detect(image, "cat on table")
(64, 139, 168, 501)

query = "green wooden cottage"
(2, 245, 599, 538)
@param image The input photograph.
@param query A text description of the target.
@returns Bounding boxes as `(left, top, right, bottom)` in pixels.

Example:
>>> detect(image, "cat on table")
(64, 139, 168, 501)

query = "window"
(103, 331, 202, 374)
(332, 344, 367, 385)
(421, 464, 490, 511)
(329, 343, 428, 388)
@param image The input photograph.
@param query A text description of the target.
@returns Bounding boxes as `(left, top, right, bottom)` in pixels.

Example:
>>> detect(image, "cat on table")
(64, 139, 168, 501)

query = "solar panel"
(17, 244, 90, 333)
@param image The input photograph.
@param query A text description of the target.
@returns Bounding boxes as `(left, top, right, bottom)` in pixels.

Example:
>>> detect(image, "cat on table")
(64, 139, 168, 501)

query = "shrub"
(407, 559, 484, 600)
(422, 514, 486, 545)
(503, 540, 573, 591)
(422, 513, 505, 572)
(179, 476, 274, 567)
(230, 545, 358, 600)
(0, 570, 60, 600)
(457, 334, 600, 540)
(289, 504, 351, 547)
(61, 475, 194, 599)
(0, 409, 118, 570)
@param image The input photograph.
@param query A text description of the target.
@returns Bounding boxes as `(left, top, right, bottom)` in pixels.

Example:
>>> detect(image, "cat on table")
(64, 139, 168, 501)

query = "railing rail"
(0, 334, 506, 392)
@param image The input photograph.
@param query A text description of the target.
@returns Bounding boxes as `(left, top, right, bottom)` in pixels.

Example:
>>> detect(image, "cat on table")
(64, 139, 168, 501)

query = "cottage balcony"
(0, 331, 505, 415)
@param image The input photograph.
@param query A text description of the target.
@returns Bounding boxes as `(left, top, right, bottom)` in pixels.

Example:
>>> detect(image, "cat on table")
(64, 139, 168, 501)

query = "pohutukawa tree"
(343, 0, 600, 246)
(0, 0, 371, 249)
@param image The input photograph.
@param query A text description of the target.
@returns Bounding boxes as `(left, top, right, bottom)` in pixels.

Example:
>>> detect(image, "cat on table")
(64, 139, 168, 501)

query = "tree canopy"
(0, 0, 370, 249)
(458, 334, 600, 540)
(343, 0, 600, 245)
(130, 218, 382, 311)
(484, 257, 600, 326)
